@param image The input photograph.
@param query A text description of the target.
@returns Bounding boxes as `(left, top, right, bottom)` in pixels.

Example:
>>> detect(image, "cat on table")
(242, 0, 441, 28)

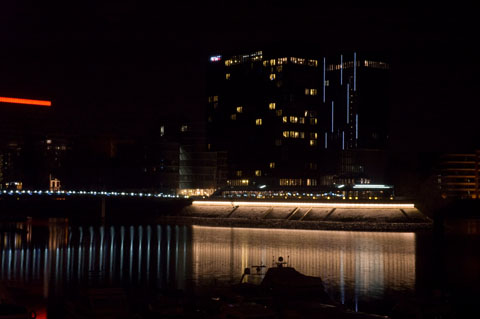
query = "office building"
(207, 50, 390, 191)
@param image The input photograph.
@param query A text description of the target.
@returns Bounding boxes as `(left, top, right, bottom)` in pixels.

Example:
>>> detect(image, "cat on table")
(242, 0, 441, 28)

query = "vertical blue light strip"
(331, 101, 334, 133)
(356, 114, 359, 140)
(323, 57, 326, 103)
(342, 131, 345, 150)
(354, 52, 357, 91)
(325, 132, 328, 149)
(340, 54, 343, 86)
(346, 83, 350, 123)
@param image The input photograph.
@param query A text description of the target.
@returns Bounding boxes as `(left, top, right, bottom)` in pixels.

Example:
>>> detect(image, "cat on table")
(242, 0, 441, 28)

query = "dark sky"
(1, 2, 479, 151)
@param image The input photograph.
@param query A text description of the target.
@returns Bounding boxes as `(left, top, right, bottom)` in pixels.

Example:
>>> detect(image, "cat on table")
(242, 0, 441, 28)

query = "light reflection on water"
(1, 219, 417, 312)
(191, 226, 416, 307)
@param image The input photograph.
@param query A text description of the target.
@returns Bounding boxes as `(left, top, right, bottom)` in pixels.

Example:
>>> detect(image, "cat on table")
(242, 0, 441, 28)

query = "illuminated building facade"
(207, 50, 390, 190)
(438, 151, 480, 199)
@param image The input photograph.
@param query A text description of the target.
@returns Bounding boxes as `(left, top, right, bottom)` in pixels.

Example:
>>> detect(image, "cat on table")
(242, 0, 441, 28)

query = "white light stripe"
(356, 114, 358, 140)
(325, 132, 328, 149)
(342, 131, 345, 150)
(354, 52, 357, 91)
(353, 185, 392, 189)
(340, 54, 343, 85)
(192, 201, 414, 209)
(346, 83, 350, 123)
(331, 101, 334, 133)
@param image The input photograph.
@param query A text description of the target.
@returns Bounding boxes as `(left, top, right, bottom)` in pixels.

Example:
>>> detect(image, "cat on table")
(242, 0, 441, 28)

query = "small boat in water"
(231, 257, 390, 319)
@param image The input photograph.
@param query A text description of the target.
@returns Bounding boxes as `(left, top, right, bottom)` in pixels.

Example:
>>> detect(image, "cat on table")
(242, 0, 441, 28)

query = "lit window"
(305, 88, 310, 95)
(290, 116, 298, 123)
(310, 140, 317, 146)
(276, 109, 283, 116)
(299, 132, 305, 139)
(269, 162, 275, 169)
(231, 114, 237, 120)
(299, 117, 305, 124)
(310, 89, 317, 95)
(225, 60, 232, 66)
(309, 118, 317, 125)
(310, 132, 318, 139)
(207, 143, 211, 150)
(276, 65, 283, 72)
(208, 96, 213, 103)
(325, 80, 329, 86)
(263, 60, 268, 67)
(269, 102, 276, 110)
(236, 106, 243, 113)
(181, 125, 188, 132)
(307, 179, 317, 186)
(270, 59, 276, 66)
(255, 170, 262, 176)
(255, 118, 263, 125)
(282, 116, 288, 123)
(283, 131, 289, 138)
(236, 170, 242, 177)
(213, 96, 218, 102)
(269, 73, 276, 80)
(160, 126, 165, 137)
(226, 73, 231, 80)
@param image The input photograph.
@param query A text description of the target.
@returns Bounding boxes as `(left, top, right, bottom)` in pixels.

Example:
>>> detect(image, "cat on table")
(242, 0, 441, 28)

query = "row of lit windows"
(262, 57, 318, 67)
(230, 113, 316, 125)
(327, 60, 389, 71)
(224, 51, 263, 67)
(283, 116, 304, 124)
(207, 96, 219, 103)
(283, 131, 304, 138)
(278, 178, 317, 186)
(227, 179, 249, 186)
(305, 88, 318, 96)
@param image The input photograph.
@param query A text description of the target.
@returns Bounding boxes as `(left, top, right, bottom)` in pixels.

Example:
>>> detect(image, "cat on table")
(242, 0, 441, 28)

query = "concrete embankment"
(163, 202, 433, 231)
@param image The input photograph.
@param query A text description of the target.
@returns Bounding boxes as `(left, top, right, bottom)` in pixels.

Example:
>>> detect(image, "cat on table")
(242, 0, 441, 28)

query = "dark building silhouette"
(438, 151, 480, 199)
(207, 50, 390, 190)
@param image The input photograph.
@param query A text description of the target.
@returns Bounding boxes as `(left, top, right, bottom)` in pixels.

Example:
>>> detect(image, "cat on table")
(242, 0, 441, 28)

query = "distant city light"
(0, 96, 52, 107)
(210, 55, 222, 62)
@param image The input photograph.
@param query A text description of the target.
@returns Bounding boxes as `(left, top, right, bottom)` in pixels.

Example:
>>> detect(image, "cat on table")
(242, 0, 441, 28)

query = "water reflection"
(0, 219, 192, 297)
(192, 226, 416, 308)
(0, 219, 417, 313)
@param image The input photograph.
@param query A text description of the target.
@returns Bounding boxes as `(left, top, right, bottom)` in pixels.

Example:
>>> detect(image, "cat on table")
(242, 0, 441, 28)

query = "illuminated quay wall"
(191, 226, 415, 300)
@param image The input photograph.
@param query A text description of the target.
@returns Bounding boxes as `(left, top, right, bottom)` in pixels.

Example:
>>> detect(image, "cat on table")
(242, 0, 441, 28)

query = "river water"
(1, 218, 479, 317)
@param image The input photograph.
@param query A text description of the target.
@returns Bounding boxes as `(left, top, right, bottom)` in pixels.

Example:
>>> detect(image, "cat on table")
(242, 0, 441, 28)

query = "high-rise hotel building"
(206, 50, 390, 190)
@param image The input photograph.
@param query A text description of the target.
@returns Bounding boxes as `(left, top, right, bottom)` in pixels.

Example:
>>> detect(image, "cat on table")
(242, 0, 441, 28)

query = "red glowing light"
(0, 96, 52, 107)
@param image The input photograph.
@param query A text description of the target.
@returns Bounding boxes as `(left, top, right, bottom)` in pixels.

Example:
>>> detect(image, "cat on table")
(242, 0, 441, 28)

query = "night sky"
(1, 2, 479, 151)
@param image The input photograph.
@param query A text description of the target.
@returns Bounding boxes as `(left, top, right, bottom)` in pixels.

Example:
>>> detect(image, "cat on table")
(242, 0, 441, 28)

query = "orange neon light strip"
(0, 96, 51, 107)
